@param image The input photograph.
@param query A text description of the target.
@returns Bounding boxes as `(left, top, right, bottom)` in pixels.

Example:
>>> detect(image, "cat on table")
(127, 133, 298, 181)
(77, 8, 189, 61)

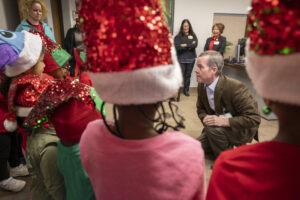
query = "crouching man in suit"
(195, 50, 261, 159)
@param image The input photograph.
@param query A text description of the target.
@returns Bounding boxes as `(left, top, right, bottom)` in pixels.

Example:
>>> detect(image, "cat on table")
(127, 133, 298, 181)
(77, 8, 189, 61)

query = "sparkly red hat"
(50, 99, 102, 142)
(246, 0, 300, 105)
(24, 79, 105, 142)
(80, 0, 182, 105)
(4, 74, 52, 132)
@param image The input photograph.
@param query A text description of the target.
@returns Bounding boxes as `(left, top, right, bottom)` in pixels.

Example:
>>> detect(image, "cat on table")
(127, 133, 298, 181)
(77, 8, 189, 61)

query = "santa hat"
(80, 0, 182, 105)
(24, 79, 105, 142)
(246, 0, 300, 105)
(0, 29, 42, 77)
(4, 74, 52, 132)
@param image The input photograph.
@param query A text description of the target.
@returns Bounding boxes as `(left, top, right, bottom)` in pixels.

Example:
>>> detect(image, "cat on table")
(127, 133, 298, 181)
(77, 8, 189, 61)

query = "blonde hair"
(23, 0, 48, 20)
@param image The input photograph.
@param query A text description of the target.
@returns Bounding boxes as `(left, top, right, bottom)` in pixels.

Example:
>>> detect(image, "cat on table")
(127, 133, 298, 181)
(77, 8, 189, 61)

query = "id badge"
(214, 41, 219, 45)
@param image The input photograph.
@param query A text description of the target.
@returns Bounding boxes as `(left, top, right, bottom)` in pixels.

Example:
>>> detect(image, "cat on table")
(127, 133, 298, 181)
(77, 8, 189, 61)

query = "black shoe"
(183, 92, 190, 96)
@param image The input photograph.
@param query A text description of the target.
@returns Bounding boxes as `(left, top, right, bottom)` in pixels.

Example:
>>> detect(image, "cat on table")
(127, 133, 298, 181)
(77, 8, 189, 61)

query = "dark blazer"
(196, 75, 261, 143)
(174, 34, 198, 60)
(204, 35, 226, 55)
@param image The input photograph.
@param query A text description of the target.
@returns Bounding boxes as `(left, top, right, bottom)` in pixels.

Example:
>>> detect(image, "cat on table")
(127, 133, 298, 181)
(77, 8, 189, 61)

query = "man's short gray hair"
(198, 51, 224, 75)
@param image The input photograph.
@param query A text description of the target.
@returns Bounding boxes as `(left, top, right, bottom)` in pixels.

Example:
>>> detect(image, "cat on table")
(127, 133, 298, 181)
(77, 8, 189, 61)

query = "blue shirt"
(205, 76, 220, 111)
(16, 19, 56, 43)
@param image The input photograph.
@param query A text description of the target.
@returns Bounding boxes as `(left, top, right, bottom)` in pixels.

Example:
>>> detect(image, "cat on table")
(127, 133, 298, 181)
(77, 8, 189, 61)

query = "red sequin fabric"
(248, 0, 300, 55)
(29, 29, 58, 54)
(7, 74, 52, 121)
(79, 0, 172, 72)
(24, 79, 95, 129)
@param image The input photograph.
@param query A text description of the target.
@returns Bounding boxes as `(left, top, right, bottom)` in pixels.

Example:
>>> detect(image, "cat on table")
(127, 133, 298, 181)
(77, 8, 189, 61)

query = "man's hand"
(203, 115, 230, 127)
(180, 43, 187, 47)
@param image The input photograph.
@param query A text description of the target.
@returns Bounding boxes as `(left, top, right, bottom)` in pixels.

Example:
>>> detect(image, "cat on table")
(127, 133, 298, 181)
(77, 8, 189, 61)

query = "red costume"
(6, 74, 52, 148)
(207, 142, 300, 200)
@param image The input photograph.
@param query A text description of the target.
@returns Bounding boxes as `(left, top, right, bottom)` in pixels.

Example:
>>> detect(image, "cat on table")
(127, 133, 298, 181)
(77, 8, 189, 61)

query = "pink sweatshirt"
(80, 120, 206, 200)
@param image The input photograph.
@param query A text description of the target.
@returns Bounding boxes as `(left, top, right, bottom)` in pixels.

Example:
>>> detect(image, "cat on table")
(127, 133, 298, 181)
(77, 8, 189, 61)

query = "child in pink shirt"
(79, 0, 206, 199)
(81, 120, 205, 200)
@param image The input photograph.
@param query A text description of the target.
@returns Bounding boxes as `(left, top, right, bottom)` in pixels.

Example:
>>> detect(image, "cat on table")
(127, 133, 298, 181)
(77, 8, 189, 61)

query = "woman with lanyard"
(204, 23, 226, 55)
(174, 19, 198, 97)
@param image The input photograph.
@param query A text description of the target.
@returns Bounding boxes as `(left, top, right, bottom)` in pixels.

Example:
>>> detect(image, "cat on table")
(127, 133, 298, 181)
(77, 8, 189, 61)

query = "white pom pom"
(4, 119, 18, 132)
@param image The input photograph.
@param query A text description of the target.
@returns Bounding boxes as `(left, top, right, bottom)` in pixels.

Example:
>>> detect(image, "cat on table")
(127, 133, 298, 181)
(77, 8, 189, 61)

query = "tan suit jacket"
(196, 75, 261, 143)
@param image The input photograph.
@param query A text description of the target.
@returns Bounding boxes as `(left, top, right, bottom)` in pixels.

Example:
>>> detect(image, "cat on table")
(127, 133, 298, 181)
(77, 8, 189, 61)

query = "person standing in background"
(204, 23, 226, 55)
(174, 19, 198, 97)
(16, 0, 55, 43)
(64, 18, 84, 77)
(16, 0, 68, 79)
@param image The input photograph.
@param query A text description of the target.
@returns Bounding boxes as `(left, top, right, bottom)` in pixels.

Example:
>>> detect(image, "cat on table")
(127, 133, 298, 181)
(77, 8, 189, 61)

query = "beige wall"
(213, 14, 247, 58)
(0, 0, 20, 30)
(0, 0, 76, 40)
(61, 0, 77, 37)
(0, 0, 54, 33)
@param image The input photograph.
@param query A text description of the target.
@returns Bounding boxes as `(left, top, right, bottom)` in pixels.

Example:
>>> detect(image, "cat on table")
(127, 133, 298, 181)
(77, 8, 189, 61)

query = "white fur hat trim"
(246, 39, 300, 105)
(5, 31, 42, 77)
(89, 46, 182, 105)
(3, 119, 17, 132)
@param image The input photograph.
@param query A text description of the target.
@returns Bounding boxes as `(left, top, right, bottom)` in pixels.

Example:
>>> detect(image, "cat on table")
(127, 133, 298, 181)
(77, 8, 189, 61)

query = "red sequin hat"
(4, 74, 52, 132)
(246, 0, 300, 105)
(80, 0, 182, 105)
(24, 79, 105, 141)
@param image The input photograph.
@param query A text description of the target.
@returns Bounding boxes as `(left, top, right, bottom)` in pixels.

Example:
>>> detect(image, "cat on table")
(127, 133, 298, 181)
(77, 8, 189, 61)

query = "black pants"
(69, 58, 76, 77)
(198, 127, 245, 159)
(0, 132, 21, 181)
(180, 61, 195, 93)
